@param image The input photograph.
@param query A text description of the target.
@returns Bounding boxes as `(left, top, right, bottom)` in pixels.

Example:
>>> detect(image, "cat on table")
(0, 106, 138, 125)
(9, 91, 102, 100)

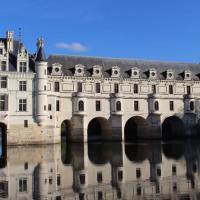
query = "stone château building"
(0, 31, 200, 145)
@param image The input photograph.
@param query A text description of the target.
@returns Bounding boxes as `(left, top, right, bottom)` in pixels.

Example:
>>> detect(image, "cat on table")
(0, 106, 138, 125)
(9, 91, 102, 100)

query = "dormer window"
(111, 66, 120, 78)
(166, 70, 174, 79)
(184, 70, 191, 80)
(75, 64, 85, 76)
(149, 69, 157, 79)
(52, 63, 62, 75)
(19, 62, 27, 72)
(131, 67, 140, 79)
(92, 65, 102, 77)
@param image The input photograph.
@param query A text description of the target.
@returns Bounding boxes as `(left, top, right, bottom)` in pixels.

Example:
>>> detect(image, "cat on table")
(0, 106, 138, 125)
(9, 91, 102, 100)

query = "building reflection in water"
(0, 140, 200, 199)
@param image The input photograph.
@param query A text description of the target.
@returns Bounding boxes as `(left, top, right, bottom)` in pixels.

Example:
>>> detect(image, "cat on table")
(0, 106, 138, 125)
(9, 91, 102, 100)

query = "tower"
(35, 38, 48, 126)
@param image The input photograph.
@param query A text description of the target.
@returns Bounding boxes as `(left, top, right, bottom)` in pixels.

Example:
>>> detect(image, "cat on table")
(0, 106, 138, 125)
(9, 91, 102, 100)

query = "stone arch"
(87, 117, 112, 141)
(61, 119, 72, 142)
(162, 116, 185, 140)
(0, 123, 7, 166)
(124, 116, 150, 142)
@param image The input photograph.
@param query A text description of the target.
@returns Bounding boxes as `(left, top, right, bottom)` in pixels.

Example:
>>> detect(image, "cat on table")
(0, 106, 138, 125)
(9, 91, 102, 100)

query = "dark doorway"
(87, 117, 112, 141)
(162, 116, 185, 140)
(0, 123, 7, 168)
(124, 116, 150, 142)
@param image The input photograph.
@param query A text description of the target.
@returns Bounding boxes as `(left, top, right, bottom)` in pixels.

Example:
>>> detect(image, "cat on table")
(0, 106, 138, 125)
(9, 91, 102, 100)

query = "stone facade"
(0, 31, 200, 144)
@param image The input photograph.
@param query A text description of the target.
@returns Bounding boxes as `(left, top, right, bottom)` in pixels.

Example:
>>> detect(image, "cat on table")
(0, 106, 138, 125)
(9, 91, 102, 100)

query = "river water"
(0, 139, 200, 199)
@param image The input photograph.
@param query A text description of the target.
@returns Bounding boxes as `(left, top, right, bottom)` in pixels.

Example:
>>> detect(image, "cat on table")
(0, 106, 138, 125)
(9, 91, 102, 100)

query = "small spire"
(35, 37, 46, 62)
(37, 37, 44, 50)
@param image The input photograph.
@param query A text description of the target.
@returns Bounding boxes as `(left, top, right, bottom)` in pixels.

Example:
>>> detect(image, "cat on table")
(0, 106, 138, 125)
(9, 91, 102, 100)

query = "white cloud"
(56, 42, 88, 52)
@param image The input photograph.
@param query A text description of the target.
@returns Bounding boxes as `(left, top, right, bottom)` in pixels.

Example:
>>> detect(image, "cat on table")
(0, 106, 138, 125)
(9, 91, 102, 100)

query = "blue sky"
(1, 0, 200, 62)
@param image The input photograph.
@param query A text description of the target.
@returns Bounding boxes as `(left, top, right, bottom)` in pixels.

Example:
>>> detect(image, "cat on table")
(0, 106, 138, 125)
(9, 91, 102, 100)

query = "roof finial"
(35, 37, 46, 62)
(18, 27, 22, 43)
(37, 37, 44, 51)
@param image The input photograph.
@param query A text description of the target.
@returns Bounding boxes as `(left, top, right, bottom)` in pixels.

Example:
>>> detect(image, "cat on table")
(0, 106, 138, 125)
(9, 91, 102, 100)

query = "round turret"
(35, 38, 48, 126)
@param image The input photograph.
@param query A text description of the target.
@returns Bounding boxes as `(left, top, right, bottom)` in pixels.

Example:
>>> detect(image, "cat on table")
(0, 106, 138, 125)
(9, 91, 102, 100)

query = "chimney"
(6, 31, 14, 52)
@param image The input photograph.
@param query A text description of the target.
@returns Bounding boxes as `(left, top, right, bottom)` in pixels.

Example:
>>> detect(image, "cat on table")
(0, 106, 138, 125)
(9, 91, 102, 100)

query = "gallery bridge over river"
(0, 31, 200, 145)
(61, 114, 197, 142)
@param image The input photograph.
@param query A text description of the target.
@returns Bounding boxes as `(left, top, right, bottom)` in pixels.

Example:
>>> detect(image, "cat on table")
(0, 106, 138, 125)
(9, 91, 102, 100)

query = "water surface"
(0, 140, 200, 199)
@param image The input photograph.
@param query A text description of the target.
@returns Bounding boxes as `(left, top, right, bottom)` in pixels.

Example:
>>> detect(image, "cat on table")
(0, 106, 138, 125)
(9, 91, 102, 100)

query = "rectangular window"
(78, 82, 83, 92)
(157, 167, 161, 177)
(97, 172, 103, 183)
(136, 168, 141, 178)
(0, 77, 7, 88)
(134, 101, 139, 111)
(48, 104, 52, 111)
(96, 101, 101, 111)
(137, 186, 141, 196)
(0, 49, 3, 55)
(79, 174, 85, 185)
(134, 84, 138, 94)
(24, 120, 28, 128)
(54, 82, 60, 92)
(56, 100, 60, 111)
(114, 83, 119, 93)
(98, 191, 103, 200)
(0, 61, 6, 71)
(57, 175, 61, 186)
(170, 101, 174, 111)
(96, 83, 101, 93)
(152, 85, 156, 94)
(0, 181, 8, 198)
(49, 177, 52, 184)
(169, 85, 173, 94)
(118, 170, 123, 181)
(173, 183, 177, 192)
(186, 86, 191, 95)
(79, 193, 85, 200)
(0, 95, 7, 111)
(19, 62, 27, 72)
(24, 162, 28, 170)
(172, 165, 176, 176)
(19, 178, 27, 192)
(156, 184, 160, 194)
(19, 81, 27, 91)
(19, 99, 27, 112)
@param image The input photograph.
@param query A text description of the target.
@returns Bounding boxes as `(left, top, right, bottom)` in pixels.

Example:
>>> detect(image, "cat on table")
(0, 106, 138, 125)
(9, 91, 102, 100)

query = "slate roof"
(35, 46, 46, 62)
(48, 55, 200, 80)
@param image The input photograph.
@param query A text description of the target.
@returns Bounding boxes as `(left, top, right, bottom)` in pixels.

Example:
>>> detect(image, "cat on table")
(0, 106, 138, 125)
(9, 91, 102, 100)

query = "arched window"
(190, 101, 194, 111)
(154, 101, 159, 111)
(116, 101, 121, 111)
(78, 100, 84, 111)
